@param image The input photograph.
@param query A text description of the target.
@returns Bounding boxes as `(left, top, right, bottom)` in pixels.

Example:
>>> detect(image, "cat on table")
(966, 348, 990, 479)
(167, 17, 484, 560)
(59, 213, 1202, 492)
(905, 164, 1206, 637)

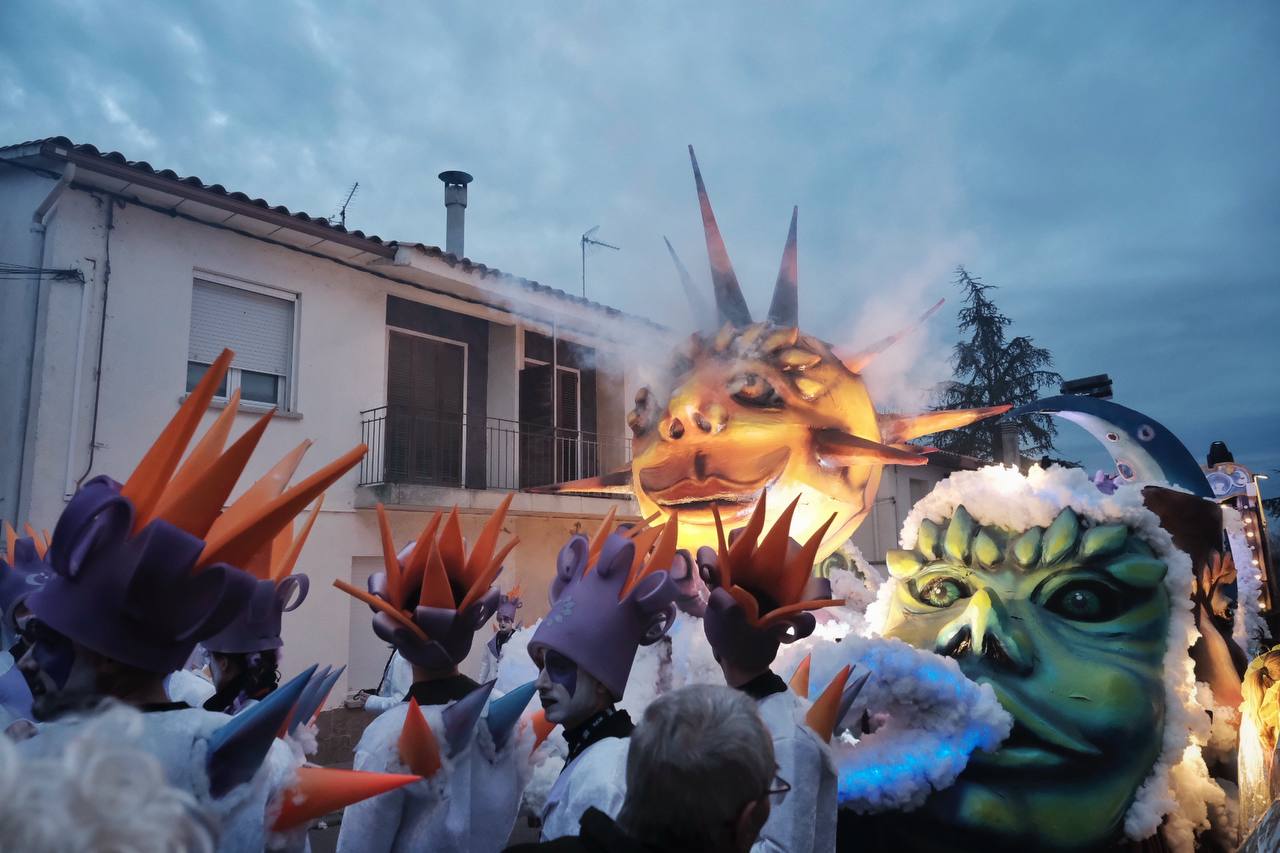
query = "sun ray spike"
(663, 236, 716, 329)
(197, 444, 365, 570)
(399, 697, 442, 777)
(586, 505, 619, 567)
(165, 388, 241, 501)
(464, 493, 514, 586)
(835, 299, 945, 375)
(419, 541, 456, 610)
(457, 537, 518, 614)
(688, 145, 752, 327)
(728, 492, 768, 567)
(754, 495, 800, 580)
(4, 522, 17, 565)
(207, 439, 313, 544)
(441, 679, 497, 757)
(836, 669, 872, 729)
(813, 429, 930, 467)
(530, 708, 556, 754)
(878, 405, 1013, 444)
(789, 653, 812, 698)
(122, 348, 234, 532)
(438, 508, 465, 574)
(526, 466, 634, 496)
(487, 680, 537, 750)
(206, 663, 317, 798)
(272, 766, 419, 832)
(375, 503, 404, 609)
(767, 206, 799, 326)
(151, 408, 276, 541)
(272, 494, 324, 583)
(332, 580, 431, 644)
(805, 664, 853, 743)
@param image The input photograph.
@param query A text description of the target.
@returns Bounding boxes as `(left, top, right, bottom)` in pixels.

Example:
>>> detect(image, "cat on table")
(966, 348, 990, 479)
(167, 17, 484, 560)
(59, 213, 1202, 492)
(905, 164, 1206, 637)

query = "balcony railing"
(358, 405, 632, 492)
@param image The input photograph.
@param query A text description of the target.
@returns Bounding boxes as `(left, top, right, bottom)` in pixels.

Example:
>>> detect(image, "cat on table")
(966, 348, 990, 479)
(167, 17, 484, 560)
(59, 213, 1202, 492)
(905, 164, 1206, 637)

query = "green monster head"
(881, 505, 1171, 852)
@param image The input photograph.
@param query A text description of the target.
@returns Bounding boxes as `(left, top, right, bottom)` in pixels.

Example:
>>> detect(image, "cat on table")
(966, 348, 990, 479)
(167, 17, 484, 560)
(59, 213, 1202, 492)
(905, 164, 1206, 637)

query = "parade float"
(504, 149, 1280, 852)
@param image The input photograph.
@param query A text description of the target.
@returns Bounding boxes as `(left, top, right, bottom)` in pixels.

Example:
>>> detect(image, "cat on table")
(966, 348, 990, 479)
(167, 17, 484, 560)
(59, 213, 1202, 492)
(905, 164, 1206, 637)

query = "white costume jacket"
(539, 711, 632, 841)
(752, 685, 837, 853)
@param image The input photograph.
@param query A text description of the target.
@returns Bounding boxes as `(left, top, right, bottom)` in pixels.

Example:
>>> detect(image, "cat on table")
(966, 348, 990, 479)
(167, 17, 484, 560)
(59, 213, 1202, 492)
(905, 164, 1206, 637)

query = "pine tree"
(930, 267, 1062, 460)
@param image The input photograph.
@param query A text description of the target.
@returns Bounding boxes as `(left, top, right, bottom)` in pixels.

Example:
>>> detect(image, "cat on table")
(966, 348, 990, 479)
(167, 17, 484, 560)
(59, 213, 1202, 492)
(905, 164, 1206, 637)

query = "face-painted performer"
(13, 351, 401, 852)
(539, 147, 1007, 561)
(201, 471, 323, 716)
(872, 465, 1227, 852)
(335, 496, 537, 853)
(0, 526, 51, 727)
(697, 493, 848, 853)
(528, 517, 681, 841)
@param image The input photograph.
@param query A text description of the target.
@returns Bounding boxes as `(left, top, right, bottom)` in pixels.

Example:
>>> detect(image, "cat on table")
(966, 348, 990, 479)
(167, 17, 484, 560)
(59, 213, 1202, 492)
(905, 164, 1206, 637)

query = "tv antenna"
(580, 225, 620, 298)
(330, 181, 359, 228)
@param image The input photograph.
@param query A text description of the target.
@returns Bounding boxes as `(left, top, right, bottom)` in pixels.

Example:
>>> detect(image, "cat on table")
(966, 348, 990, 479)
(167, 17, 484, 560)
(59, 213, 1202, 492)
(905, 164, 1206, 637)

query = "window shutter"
(189, 280, 294, 376)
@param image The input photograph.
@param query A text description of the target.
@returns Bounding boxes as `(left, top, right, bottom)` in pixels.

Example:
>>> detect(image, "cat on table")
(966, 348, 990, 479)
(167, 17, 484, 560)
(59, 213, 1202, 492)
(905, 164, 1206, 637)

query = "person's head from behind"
(618, 684, 778, 853)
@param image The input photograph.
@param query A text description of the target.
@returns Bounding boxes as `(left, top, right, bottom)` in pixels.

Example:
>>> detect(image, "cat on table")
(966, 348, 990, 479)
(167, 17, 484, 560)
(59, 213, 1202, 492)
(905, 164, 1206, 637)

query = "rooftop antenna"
(580, 225, 620, 298)
(330, 181, 359, 228)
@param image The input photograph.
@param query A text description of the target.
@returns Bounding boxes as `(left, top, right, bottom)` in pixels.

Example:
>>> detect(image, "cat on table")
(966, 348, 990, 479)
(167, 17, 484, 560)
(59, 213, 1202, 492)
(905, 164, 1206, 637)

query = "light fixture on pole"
(581, 226, 620, 299)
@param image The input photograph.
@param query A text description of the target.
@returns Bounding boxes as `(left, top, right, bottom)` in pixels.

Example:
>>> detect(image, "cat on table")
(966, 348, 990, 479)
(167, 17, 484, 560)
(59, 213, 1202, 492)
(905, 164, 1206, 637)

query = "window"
(187, 278, 296, 408)
(384, 330, 467, 486)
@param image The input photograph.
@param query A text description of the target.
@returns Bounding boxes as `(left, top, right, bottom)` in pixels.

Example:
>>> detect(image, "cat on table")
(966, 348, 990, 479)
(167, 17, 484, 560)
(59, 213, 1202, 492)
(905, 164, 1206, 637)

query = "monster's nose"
(935, 587, 1034, 675)
(661, 397, 727, 440)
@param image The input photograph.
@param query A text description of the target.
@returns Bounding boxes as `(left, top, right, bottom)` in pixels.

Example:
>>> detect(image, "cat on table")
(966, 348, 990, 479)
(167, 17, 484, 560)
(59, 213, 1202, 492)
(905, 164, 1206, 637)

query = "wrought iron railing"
(358, 405, 632, 491)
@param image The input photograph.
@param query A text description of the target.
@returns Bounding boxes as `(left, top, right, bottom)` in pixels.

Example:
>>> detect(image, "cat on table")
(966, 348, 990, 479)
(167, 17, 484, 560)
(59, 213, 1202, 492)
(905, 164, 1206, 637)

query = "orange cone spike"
(752, 496, 801, 596)
(463, 493, 514, 587)
(165, 388, 241, 500)
(399, 697, 443, 778)
(333, 580, 430, 644)
(272, 766, 419, 831)
(456, 537, 517, 614)
(438, 508, 465, 575)
(197, 444, 365, 570)
(622, 515, 679, 599)
(207, 439, 312, 544)
(151, 409, 275, 540)
(375, 504, 404, 610)
(400, 511, 443, 605)
(625, 524, 663, 580)
(419, 541, 456, 610)
(4, 522, 17, 565)
(805, 665, 852, 743)
(728, 492, 768, 568)
(122, 348, 233, 532)
(585, 505, 619, 568)
(789, 653, 812, 698)
(711, 506, 732, 589)
(784, 512, 837, 605)
(24, 524, 47, 559)
(271, 494, 323, 583)
(530, 708, 557, 754)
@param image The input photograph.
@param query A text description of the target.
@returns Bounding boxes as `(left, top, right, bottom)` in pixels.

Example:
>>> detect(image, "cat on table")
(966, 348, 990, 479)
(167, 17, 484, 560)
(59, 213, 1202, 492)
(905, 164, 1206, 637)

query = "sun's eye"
(729, 373, 784, 408)
(1044, 580, 1123, 622)
(915, 576, 970, 608)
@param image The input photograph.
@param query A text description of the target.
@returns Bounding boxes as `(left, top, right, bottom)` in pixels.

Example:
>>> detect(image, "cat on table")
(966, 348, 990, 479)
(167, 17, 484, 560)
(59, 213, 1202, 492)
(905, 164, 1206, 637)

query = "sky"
(2, 1, 1277, 484)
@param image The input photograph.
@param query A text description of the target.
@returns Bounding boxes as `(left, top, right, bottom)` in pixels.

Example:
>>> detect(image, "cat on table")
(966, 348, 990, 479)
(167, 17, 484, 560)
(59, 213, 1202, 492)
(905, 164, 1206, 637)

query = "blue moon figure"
(1009, 396, 1213, 498)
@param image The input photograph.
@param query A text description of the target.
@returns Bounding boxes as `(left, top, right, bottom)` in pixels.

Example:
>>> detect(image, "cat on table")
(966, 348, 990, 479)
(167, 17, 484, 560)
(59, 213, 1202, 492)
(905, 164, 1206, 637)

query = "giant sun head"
(542, 148, 1007, 559)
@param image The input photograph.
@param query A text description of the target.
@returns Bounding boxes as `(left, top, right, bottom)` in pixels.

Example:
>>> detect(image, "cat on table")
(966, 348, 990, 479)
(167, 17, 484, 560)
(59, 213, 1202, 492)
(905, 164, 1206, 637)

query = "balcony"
(358, 405, 632, 501)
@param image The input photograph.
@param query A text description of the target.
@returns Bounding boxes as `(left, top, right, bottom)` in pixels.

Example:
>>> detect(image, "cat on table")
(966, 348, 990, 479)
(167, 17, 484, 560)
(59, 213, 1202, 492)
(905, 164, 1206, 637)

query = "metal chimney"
(438, 170, 473, 257)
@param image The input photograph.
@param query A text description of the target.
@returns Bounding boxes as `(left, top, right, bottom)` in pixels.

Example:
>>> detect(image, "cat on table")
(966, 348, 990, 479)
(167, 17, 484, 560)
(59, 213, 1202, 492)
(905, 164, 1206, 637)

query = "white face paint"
(535, 648, 608, 728)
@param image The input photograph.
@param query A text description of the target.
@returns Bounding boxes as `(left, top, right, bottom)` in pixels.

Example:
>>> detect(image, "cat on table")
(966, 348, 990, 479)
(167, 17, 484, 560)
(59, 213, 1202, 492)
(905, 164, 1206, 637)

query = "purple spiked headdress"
(529, 530, 679, 699)
(202, 574, 309, 655)
(0, 536, 53, 647)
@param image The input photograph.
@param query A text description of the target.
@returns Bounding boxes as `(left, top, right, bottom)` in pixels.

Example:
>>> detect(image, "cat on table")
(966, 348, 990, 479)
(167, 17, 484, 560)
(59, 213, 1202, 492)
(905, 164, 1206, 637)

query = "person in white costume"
(697, 495, 844, 853)
(335, 496, 534, 853)
(527, 519, 681, 840)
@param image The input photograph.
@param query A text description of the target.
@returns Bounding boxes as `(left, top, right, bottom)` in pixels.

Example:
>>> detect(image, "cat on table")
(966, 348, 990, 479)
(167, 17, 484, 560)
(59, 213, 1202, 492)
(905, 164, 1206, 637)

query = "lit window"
(187, 278, 296, 409)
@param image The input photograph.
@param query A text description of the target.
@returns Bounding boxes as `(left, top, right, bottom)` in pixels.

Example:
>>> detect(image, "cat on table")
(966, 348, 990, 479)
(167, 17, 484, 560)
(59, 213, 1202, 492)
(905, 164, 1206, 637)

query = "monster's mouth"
(640, 447, 791, 522)
(967, 681, 1102, 772)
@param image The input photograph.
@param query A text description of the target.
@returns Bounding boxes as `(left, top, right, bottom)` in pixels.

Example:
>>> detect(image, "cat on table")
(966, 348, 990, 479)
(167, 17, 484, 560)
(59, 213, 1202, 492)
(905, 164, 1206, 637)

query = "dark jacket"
(505, 807, 706, 853)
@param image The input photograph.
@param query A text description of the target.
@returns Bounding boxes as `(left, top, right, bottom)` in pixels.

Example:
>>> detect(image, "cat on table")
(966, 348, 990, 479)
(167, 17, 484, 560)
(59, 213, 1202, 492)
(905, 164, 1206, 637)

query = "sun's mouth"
(640, 447, 791, 521)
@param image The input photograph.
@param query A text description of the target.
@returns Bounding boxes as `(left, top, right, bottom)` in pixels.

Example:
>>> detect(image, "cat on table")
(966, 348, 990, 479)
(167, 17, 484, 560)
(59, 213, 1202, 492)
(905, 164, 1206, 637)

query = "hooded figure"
(480, 585, 524, 683)
(13, 350, 370, 853)
(528, 516, 681, 840)
(335, 496, 532, 853)
(697, 494, 842, 853)
(201, 468, 324, 716)
(0, 527, 51, 726)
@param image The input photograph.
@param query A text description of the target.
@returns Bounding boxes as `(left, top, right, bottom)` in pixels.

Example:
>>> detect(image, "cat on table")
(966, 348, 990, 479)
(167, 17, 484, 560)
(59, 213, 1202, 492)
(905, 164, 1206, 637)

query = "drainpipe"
(15, 162, 76, 520)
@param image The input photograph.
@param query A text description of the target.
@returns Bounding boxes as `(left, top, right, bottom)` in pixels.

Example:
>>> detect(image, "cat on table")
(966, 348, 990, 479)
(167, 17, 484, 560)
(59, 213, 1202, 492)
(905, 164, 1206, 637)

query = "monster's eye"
(729, 373, 784, 408)
(914, 576, 971, 608)
(1044, 580, 1123, 622)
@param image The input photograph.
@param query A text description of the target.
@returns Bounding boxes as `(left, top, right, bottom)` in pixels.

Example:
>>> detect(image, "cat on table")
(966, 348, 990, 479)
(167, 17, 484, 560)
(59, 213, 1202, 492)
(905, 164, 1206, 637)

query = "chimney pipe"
(438, 170, 473, 258)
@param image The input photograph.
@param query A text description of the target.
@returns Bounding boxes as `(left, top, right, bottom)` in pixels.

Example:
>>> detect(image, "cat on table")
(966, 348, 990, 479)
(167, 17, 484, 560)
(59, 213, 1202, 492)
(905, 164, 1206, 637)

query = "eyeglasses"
(766, 773, 791, 805)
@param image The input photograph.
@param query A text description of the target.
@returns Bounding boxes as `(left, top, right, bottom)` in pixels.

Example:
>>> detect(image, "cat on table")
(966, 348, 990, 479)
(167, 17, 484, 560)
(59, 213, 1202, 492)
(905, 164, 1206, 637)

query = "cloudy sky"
(2, 1, 1277, 479)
